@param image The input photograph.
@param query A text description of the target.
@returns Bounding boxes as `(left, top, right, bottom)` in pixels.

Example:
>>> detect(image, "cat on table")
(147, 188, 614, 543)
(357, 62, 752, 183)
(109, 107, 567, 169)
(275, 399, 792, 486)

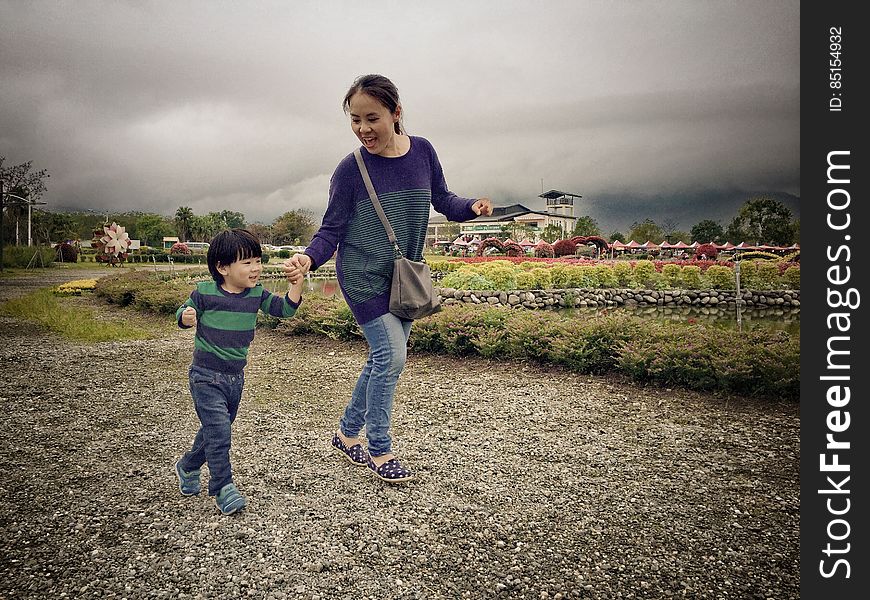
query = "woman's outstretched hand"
(471, 197, 493, 216)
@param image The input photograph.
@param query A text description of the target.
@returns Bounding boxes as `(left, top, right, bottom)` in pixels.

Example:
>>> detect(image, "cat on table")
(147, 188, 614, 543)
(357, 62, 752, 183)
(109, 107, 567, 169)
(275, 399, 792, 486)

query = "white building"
(426, 189, 580, 245)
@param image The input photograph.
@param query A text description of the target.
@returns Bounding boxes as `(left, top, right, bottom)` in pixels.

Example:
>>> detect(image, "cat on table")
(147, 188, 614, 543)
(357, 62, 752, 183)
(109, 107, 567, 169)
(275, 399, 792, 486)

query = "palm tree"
(175, 206, 194, 242)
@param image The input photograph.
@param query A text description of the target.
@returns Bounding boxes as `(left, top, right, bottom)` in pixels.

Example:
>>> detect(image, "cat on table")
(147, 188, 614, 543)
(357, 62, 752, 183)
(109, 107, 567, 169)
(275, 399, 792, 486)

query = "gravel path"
(0, 269, 800, 599)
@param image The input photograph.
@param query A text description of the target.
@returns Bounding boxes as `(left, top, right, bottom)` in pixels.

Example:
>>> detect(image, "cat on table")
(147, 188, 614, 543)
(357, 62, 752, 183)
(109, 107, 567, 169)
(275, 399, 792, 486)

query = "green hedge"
(92, 270, 799, 401)
(2, 246, 56, 268)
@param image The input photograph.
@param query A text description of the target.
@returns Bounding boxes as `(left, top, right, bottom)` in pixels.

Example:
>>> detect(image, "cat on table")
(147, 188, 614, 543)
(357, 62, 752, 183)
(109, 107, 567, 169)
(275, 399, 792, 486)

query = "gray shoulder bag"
(353, 148, 442, 320)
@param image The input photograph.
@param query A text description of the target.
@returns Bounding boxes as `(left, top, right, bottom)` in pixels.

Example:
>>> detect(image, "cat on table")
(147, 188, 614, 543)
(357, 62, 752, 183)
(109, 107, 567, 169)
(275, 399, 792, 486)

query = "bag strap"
(353, 149, 403, 257)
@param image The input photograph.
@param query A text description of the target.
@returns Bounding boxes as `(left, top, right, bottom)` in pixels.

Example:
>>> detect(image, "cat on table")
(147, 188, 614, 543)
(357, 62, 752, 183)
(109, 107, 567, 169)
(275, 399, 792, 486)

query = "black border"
(801, 2, 868, 596)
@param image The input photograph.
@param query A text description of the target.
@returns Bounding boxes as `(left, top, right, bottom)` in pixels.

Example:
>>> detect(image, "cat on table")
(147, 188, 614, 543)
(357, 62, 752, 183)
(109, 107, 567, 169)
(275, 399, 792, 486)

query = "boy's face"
(217, 255, 262, 293)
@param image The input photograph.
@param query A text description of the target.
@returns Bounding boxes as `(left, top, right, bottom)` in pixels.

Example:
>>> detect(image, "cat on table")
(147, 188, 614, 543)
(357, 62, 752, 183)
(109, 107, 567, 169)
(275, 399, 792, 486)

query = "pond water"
(263, 277, 799, 334)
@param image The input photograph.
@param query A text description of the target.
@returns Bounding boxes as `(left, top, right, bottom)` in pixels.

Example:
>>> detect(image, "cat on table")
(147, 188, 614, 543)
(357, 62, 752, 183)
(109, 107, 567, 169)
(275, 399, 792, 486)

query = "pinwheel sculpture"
(92, 222, 131, 265)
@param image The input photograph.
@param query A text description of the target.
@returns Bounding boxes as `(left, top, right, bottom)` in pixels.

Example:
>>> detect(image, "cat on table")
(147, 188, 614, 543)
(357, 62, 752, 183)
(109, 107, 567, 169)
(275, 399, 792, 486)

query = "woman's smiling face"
(348, 91, 401, 157)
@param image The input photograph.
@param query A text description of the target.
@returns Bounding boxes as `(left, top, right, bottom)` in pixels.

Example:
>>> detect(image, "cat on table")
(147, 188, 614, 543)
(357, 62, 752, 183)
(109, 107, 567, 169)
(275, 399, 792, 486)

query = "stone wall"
(437, 287, 800, 310)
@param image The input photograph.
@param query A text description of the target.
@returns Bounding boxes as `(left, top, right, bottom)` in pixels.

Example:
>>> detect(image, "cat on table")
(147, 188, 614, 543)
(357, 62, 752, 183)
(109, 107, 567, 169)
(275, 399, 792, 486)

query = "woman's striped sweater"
(304, 136, 478, 324)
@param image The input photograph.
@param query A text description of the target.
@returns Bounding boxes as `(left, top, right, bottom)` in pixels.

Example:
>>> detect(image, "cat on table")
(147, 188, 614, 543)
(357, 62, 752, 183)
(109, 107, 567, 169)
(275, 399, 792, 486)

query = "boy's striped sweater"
(176, 280, 299, 373)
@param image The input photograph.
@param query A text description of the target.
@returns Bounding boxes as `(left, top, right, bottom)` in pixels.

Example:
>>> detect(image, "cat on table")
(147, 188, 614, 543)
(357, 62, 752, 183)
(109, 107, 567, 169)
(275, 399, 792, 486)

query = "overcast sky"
(1, 0, 800, 234)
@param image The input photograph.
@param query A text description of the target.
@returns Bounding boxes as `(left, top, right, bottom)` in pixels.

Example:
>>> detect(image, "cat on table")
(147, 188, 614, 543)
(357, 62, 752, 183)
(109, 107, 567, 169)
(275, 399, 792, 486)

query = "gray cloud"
(1, 0, 800, 232)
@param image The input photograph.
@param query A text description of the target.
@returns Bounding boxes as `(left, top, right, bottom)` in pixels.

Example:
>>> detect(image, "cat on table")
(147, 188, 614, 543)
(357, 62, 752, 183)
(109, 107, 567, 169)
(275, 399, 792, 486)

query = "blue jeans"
(180, 365, 244, 496)
(340, 313, 412, 457)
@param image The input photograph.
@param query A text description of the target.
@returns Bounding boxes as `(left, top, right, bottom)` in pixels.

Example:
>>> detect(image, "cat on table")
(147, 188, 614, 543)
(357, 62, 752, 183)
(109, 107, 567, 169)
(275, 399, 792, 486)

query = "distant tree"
(131, 214, 174, 247)
(691, 219, 725, 244)
(190, 213, 225, 242)
(572, 215, 601, 237)
(608, 230, 625, 243)
(668, 230, 691, 245)
(175, 206, 194, 242)
(540, 224, 563, 243)
(499, 221, 533, 241)
(272, 209, 317, 245)
(1, 157, 50, 245)
(246, 223, 273, 244)
(218, 210, 246, 229)
(732, 196, 794, 245)
(32, 211, 77, 245)
(791, 218, 800, 244)
(724, 216, 749, 244)
(660, 218, 680, 242)
(627, 219, 663, 244)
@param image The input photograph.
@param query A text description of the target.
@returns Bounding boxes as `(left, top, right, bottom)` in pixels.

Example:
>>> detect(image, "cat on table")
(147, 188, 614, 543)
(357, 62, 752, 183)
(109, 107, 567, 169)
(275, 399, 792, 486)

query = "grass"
(0, 287, 158, 342)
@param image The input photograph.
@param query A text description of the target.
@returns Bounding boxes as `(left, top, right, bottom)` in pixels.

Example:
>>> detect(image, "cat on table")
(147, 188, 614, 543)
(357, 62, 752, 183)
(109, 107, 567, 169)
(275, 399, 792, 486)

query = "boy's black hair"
(207, 228, 262, 283)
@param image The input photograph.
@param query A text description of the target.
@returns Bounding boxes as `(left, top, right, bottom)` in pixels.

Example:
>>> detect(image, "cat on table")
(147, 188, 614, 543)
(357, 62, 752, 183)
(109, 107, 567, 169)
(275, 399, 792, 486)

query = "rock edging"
(437, 287, 800, 311)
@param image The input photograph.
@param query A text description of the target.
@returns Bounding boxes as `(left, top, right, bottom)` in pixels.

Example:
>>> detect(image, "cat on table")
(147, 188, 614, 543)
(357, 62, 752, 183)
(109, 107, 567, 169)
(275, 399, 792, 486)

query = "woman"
(285, 74, 492, 483)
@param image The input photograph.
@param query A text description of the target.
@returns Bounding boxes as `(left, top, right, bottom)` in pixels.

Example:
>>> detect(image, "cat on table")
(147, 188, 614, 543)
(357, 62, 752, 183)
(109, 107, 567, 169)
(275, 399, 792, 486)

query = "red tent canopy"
(670, 241, 691, 249)
(518, 238, 535, 247)
(641, 240, 659, 248)
(625, 240, 643, 248)
(611, 240, 627, 248)
(659, 241, 672, 249)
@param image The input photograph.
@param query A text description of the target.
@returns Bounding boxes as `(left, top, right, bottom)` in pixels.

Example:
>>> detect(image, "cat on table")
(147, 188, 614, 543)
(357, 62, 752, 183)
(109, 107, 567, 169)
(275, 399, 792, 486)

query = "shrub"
(567, 265, 595, 289)
(484, 265, 517, 291)
(617, 325, 798, 399)
(694, 243, 718, 260)
(755, 261, 781, 289)
(515, 271, 536, 289)
(93, 270, 158, 306)
(738, 251, 779, 261)
(612, 262, 634, 287)
(533, 241, 554, 258)
(132, 283, 190, 314)
(705, 265, 735, 290)
(548, 265, 572, 288)
(593, 264, 618, 288)
(441, 267, 495, 290)
(1, 245, 55, 268)
(530, 267, 552, 290)
(632, 261, 657, 288)
(552, 239, 577, 257)
(781, 265, 800, 289)
(680, 265, 703, 289)
(54, 242, 79, 263)
(170, 242, 191, 255)
(661, 264, 682, 288)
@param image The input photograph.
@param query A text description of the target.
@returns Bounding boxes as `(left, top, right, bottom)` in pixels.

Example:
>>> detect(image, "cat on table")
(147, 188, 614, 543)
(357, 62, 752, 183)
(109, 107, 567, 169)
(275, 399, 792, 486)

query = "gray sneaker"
(174, 460, 201, 496)
(215, 483, 246, 515)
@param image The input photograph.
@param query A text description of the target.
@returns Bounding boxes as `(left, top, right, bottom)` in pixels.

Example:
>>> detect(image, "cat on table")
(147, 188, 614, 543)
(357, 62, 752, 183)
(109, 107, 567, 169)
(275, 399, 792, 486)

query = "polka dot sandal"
(366, 455, 415, 483)
(331, 433, 369, 467)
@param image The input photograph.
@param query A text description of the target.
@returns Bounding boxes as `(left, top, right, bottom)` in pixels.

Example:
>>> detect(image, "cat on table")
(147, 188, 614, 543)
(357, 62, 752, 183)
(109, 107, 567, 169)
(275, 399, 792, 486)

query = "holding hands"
(471, 197, 493, 217)
(283, 253, 312, 284)
(181, 306, 197, 327)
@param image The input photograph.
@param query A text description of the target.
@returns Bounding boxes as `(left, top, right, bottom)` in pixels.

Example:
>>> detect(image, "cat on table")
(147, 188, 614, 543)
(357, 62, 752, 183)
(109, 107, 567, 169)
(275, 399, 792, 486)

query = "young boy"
(174, 228, 302, 515)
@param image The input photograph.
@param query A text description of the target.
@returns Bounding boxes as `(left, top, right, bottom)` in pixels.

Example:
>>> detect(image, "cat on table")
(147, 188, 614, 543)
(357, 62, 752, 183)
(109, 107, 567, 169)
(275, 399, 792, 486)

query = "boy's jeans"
(180, 365, 244, 495)
(340, 312, 412, 457)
